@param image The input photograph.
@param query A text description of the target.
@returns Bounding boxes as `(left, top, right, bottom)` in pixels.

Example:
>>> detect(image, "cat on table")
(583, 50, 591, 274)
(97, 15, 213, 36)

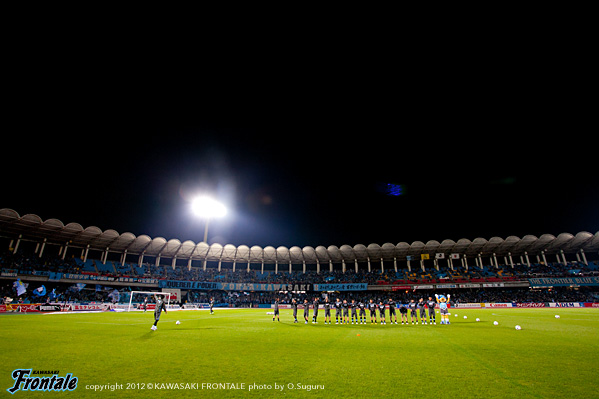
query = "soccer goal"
(127, 291, 171, 312)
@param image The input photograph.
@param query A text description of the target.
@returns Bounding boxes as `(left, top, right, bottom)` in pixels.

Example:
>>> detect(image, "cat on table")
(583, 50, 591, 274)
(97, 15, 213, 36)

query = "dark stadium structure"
(2, 209, 598, 271)
(1, 208, 598, 307)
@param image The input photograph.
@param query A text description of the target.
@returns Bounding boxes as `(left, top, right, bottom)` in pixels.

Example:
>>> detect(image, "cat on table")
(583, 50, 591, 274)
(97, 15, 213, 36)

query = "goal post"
(127, 291, 171, 312)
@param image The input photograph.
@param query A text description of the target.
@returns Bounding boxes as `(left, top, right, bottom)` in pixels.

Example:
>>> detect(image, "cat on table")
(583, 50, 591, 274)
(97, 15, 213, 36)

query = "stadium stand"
(1, 208, 598, 306)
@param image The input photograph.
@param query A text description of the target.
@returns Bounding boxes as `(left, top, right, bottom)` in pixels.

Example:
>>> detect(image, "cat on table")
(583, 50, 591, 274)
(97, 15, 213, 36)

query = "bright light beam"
(191, 196, 227, 244)
(191, 196, 227, 218)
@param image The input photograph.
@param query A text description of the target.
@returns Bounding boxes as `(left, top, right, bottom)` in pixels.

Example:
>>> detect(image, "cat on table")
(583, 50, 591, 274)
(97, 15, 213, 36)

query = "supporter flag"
(67, 283, 86, 294)
(48, 289, 58, 300)
(420, 254, 430, 260)
(13, 279, 26, 296)
(32, 285, 47, 297)
(451, 253, 460, 259)
(435, 253, 445, 259)
(108, 289, 120, 302)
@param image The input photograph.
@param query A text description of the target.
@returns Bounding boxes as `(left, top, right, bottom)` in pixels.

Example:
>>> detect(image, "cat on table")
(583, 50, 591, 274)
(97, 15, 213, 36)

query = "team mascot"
(435, 294, 451, 325)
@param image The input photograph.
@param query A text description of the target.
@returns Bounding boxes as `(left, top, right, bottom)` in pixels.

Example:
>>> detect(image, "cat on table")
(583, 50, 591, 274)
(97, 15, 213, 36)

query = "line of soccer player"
(274, 297, 441, 325)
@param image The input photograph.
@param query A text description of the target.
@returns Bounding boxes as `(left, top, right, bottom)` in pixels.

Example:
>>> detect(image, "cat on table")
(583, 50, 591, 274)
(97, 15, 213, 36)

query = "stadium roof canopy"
(1, 208, 598, 265)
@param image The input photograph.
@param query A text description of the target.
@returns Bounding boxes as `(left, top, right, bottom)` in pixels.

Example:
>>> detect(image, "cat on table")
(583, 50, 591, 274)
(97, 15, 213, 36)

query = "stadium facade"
(1, 208, 597, 275)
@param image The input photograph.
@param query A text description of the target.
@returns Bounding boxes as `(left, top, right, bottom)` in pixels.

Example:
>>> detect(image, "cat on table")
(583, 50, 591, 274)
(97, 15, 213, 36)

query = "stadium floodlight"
(191, 196, 227, 243)
(191, 196, 227, 219)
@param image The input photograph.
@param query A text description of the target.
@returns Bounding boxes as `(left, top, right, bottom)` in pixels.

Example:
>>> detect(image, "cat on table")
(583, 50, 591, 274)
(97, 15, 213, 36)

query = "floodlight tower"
(191, 196, 227, 243)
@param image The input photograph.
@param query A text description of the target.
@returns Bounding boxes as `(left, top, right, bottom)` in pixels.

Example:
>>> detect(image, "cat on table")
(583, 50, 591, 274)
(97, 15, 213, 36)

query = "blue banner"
(528, 277, 599, 287)
(159, 281, 222, 290)
(32, 285, 46, 297)
(219, 283, 312, 292)
(158, 281, 314, 291)
(313, 283, 368, 291)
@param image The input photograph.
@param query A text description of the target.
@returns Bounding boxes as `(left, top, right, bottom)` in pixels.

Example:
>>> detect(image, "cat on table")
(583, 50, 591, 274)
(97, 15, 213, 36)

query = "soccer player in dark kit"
(358, 301, 366, 324)
(273, 298, 280, 322)
(291, 298, 298, 323)
(378, 301, 387, 325)
(368, 299, 378, 324)
(408, 299, 418, 324)
(335, 298, 342, 324)
(427, 296, 436, 325)
(324, 298, 331, 325)
(350, 299, 359, 324)
(399, 302, 408, 324)
(418, 298, 427, 325)
(303, 299, 310, 324)
(210, 297, 215, 315)
(388, 298, 398, 324)
(150, 294, 167, 331)
(342, 300, 350, 324)
(312, 297, 319, 324)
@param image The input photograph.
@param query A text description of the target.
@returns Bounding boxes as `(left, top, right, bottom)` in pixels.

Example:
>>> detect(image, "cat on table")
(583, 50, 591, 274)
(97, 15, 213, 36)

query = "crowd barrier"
(456, 302, 599, 308)
(2, 302, 598, 313)
(0, 303, 111, 313)
(274, 302, 599, 309)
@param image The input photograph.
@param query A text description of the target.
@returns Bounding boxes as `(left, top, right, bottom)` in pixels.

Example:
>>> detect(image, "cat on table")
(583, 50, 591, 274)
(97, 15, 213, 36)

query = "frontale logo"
(7, 369, 78, 394)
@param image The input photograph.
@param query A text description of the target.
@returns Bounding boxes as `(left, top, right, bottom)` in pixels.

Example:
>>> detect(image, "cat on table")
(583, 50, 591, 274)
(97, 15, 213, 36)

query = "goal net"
(127, 291, 171, 312)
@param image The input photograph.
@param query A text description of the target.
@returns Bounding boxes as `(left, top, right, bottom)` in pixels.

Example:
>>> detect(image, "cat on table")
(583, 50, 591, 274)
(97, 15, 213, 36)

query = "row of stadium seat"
(2, 250, 597, 285)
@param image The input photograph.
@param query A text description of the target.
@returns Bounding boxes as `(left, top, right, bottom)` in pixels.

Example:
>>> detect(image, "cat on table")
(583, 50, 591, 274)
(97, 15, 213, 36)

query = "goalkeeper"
(151, 295, 167, 331)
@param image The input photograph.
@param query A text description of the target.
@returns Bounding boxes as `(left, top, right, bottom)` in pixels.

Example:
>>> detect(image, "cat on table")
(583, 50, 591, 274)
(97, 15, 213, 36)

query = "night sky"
(3, 113, 597, 248)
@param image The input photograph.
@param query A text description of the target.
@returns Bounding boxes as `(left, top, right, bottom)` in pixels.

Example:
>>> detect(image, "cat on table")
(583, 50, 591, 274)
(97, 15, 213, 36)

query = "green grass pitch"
(1, 308, 598, 398)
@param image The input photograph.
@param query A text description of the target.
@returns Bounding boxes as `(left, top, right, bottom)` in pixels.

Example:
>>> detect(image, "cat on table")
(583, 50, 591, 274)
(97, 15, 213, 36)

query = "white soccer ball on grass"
(176, 320, 181, 325)
(515, 325, 521, 330)
(493, 321, 499, 325)
(555, 315, 560, 319)
(476, 318, 480, 322)
(463, 316, 467, 319)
